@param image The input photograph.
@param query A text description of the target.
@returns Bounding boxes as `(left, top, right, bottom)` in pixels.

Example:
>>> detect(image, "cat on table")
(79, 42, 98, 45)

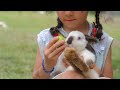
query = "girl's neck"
(63, 21, 89, 35)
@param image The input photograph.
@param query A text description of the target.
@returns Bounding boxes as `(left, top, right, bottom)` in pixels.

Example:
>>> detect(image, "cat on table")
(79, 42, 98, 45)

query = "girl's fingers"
(46, 37, 59, 49)
(47, 40, 65, 55)
(49, 44, 66, 58)
(54, 50, 64, 59)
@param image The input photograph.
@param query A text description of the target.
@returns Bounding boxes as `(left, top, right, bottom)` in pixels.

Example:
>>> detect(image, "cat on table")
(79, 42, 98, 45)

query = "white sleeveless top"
(37, 23, 113, 77)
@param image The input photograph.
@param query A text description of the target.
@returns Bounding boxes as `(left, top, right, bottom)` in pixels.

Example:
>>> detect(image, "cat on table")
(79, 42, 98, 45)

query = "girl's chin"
(65, 27, 79, 31)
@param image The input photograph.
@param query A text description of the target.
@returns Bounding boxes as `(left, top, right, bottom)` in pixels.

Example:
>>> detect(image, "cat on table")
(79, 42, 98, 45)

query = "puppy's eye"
(78, 37, 81, 40)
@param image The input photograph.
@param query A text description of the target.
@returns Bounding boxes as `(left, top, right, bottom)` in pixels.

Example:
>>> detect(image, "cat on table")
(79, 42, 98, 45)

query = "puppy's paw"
(64, 47, 76, 62)
(64, 47, 89, 72)
(86, 60, 95, 69)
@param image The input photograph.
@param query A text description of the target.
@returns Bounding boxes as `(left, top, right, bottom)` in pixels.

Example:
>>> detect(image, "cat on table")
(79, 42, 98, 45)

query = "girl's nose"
(64, 11, 73, 16)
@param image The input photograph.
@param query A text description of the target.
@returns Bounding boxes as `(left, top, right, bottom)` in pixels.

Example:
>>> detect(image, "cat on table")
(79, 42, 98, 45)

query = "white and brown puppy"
(53, 31, 99, 79)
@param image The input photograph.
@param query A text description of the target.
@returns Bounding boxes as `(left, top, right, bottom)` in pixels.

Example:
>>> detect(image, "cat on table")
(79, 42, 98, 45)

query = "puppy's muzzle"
(67, 36, 73, 44)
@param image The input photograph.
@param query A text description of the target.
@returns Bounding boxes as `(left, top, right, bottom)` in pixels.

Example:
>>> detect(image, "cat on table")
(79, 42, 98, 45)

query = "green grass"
(0, 11, 57, 79)
(0, 11, 120, 79)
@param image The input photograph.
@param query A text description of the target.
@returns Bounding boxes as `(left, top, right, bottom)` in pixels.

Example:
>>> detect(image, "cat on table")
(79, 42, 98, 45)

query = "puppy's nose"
(67, 36, 73, 44)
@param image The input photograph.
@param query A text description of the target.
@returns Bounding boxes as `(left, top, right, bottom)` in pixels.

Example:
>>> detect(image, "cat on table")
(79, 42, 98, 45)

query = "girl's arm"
(33, 48, 51, 79)
(33, 37, 66, 79)
(101, 46, 113, 78)
(94, 46, 113, 79)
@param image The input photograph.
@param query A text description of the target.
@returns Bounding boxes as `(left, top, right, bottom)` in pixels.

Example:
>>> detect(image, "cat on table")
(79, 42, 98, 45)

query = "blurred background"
(0, 11, 120, 79)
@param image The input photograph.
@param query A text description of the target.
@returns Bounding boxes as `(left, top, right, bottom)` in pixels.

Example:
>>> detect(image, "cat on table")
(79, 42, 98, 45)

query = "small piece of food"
(58, 35, 65, 42)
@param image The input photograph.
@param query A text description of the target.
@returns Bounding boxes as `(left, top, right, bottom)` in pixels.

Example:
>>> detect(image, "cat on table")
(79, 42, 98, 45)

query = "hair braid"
(95, 11, 103, 40)
(50, 18, 63, 36)
(56, 18, 63, 28)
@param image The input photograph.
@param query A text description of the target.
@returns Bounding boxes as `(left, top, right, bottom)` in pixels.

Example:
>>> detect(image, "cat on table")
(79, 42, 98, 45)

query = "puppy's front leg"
(64, 47, 89, 72)
(86, 60, 96, 69)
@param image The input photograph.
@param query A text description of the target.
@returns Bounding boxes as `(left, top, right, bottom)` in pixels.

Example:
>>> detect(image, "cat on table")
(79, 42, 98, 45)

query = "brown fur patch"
(64, 47, 89, 72)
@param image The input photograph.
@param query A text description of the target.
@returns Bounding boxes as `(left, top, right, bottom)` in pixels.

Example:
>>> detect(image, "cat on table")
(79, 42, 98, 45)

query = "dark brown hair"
(94, 11, 103, 40)
(49, 18, 62, 36)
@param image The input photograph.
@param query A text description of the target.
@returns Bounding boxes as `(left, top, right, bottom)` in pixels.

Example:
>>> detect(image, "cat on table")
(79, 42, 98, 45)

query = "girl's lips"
(64, 19, 76, 21)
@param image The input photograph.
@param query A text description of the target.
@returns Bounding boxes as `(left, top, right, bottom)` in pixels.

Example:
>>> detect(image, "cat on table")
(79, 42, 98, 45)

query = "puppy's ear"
(85, 35, 97, 43)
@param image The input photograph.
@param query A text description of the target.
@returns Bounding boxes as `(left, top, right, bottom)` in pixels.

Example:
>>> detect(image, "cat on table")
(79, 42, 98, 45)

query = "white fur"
(54, 31, 99, 79)
(79, 49, 95, 64)
(54, 52, 67, 73)
(65, 31, 87, 51)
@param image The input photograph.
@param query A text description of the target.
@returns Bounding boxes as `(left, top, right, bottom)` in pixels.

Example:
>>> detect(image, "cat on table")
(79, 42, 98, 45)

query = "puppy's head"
(65, 31, 88, 51)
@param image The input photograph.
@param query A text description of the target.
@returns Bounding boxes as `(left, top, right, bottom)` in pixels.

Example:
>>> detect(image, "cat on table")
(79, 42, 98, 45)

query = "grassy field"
(0, 11, 120, 79)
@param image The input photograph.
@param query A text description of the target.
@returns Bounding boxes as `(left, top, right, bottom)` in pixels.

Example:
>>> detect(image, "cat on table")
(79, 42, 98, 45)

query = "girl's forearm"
(33, 66, 51, 79)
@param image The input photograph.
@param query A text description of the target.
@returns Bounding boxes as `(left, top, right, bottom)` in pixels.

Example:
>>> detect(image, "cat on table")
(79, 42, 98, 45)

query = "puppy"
(53, 31, 99, 79)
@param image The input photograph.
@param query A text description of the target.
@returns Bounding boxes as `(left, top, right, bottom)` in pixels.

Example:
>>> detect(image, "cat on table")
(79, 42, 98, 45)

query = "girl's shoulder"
(91, 31, 113, 57)
(37, 28, 53, 43)
(92, 31, 113, 69)
(102, 32, 113, 41)
(101, 32, 113, 47)
(37, 28, 51, 37)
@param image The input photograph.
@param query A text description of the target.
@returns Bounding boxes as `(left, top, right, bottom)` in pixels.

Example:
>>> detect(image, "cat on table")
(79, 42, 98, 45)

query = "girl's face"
(56, 11, 88, 30)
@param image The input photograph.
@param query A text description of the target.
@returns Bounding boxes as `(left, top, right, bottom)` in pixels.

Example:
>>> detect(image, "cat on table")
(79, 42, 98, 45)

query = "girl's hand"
(44, 36, 66, 71)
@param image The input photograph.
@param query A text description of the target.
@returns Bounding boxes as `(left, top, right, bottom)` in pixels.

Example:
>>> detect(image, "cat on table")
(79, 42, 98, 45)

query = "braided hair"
(94, 11, 103, 40)
(50, 18, 63, 36)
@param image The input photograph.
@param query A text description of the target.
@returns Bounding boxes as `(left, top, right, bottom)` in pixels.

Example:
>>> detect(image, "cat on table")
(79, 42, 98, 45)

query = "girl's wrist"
(42, 59, 54, 74)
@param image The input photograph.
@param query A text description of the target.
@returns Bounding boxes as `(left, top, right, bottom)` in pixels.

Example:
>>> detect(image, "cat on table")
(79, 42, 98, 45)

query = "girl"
(33, 11, 113, 79)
